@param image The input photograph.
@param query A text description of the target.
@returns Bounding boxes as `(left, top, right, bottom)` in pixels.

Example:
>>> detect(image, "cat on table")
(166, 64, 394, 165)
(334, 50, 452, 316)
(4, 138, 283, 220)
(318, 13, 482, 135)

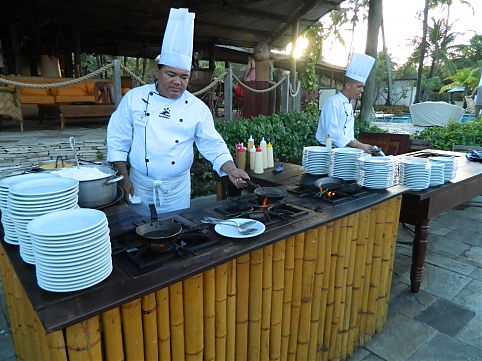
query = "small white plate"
(214, 218, 265, 238)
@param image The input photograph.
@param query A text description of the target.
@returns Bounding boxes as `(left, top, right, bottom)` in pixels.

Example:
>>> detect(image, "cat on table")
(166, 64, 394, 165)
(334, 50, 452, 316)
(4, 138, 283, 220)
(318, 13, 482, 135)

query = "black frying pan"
(247, 179, 287, 202)
(135, 221, 183, 241)
(313, 177, 344, 190)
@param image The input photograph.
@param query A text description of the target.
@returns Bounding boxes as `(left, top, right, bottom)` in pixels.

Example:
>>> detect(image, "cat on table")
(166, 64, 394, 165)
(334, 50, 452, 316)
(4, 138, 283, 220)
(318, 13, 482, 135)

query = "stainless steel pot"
(75, 164, 124, 208)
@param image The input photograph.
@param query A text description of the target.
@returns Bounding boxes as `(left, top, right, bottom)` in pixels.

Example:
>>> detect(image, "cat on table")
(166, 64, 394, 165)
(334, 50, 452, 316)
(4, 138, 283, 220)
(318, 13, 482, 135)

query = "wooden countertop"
(1, 168, 406, 333)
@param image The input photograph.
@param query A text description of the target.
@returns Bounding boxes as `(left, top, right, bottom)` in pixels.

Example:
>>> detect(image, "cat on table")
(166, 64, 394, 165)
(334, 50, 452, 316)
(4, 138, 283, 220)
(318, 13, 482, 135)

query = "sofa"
(3, 76, 119, 130)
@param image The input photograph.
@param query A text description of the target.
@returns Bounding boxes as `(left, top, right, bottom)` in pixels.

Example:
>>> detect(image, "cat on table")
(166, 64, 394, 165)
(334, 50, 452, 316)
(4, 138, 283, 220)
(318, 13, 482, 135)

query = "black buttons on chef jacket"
(171, 161, 175, 165)
(175, 140, 179, 143)
(185, 100, 188, 104)
(146, 113, 150, 116)
(179, 119, 183, 122)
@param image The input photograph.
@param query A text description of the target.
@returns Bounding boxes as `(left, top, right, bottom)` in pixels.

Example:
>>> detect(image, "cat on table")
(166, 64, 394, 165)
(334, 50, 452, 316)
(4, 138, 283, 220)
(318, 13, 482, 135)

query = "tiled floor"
(0, 124, 481, 360)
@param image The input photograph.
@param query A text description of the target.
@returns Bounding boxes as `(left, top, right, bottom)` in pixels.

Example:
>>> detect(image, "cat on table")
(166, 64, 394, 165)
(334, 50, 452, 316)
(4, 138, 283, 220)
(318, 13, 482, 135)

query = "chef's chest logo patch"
(159, 108, 171, 119)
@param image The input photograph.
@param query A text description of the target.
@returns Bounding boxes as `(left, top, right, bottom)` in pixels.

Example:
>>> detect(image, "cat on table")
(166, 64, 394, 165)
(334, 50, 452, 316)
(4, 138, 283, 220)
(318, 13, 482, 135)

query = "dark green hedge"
(413, 118, 482, 150)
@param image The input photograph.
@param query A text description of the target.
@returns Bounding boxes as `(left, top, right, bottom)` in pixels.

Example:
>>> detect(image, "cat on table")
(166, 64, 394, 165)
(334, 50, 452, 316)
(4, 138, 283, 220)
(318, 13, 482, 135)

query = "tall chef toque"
(345, 53, 376, 83)
(158, 8, 195, 71)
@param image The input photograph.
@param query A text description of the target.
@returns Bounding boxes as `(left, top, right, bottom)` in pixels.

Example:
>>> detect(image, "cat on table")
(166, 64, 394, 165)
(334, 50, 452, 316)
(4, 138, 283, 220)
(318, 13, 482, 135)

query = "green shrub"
(413, 118, 482, 150)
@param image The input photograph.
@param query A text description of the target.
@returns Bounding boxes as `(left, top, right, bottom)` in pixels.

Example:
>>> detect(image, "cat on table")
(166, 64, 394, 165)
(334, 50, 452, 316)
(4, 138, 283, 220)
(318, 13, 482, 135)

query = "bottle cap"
(267, 142, 272, 147)
(250, 146, 256, 152)
(248, 135, 254, 141)
(256, 146, 262, 152)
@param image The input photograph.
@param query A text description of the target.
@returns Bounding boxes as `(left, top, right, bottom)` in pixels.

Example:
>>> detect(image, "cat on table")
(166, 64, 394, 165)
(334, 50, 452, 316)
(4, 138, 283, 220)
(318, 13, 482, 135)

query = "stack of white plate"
(355, 156, 398, 189)
(7, 177, 79, 264)
(428, 161, 445, 187)
(430, 156, 457, 181)
(27, 208, 112, 292)
(0, 173, 59, 245)
(329, 148, 365, 180)
(302, 146, 331, 175)
(399, 159, 431, 191)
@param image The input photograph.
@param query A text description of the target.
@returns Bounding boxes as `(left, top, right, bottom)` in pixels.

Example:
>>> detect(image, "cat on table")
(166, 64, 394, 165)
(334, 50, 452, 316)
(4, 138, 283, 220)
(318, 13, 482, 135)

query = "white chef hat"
(159, 8, 195, 71)
(345, 53, 375, 83)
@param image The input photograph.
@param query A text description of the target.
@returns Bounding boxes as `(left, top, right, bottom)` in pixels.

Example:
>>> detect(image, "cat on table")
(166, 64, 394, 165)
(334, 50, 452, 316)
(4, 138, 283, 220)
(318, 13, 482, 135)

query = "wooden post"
(112, 59, 122, 109)
(224, 67, 233, 121)
(289, 21, 298, 112)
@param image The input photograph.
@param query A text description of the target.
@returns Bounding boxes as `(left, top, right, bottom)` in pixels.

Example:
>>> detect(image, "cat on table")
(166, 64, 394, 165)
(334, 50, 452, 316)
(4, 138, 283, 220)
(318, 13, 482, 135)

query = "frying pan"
(313, 177, 345, 196)
(246, 179, 287, 202)
(340, 182, 362, 194)
(135, 221, 183, 241)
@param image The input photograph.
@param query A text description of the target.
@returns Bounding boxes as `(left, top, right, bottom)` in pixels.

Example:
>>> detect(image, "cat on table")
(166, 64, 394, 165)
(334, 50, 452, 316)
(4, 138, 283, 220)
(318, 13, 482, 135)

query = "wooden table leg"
(410, 218, 429, 293)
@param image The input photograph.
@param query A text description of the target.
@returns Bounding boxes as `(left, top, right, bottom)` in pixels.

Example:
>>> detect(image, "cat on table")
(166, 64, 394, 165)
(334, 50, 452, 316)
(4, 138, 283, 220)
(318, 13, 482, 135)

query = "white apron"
(130, 167, 191, 216)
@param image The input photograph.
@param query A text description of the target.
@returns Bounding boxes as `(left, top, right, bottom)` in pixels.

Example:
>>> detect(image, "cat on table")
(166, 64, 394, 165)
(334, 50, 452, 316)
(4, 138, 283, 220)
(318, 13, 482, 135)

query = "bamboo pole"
(296, 229, 318, 361)
(121, 298, 144, 360)
(170, 281, 185, 361)
(287, 233, 305, 361)
(32, 306, 53, 361)
(359, 205, 377, 344)
(330, 216, 348, 361)
(65, 315, 102, 361)
(0, 246, 25, 360)
(13, 270, 32, 360)
(101, 307, 124, 361)
(203, 269, 216, 361)
(366, 203, 385, 337)
(261, 244, 273, 361)
(341, 213, 358, 359)
(236, 254, 250, 361)
(46, 330, 69, 361)
(183, 274, 204, 361)
(23, 294, 43, 359)
(248, 248, 263, 361)
(269, 240, 286, 361)
(307, 225, 325, 361)
(281, 236, 295, 361)
(156, 287, 172, 361)
(142, 293, 159, 361)
(226, 260, 237, 361)
(321, 221, 337, 361)
(348, 208, 370, 353)
(216, 263, 228, 361)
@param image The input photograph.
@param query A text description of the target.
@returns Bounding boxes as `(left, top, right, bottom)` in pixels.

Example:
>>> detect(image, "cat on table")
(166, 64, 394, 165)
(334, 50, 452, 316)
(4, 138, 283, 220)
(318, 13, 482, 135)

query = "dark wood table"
(399, 149, 482, 292)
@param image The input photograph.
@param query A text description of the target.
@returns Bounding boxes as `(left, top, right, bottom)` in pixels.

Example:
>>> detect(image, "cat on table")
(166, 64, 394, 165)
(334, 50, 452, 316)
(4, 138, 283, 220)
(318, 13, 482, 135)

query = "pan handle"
(246, 179, 260, 190)
(148, 204, 158, 222)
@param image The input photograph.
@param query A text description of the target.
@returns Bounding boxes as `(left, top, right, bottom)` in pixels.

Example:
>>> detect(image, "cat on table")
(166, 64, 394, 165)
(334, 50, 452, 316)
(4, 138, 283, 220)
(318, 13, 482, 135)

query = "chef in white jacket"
(316, 53, 375, 152)
(107, 8, 249, 215)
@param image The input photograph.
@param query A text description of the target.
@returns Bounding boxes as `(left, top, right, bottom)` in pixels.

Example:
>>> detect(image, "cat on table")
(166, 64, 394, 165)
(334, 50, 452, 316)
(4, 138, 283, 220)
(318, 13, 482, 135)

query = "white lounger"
(410, 101, 465, 127)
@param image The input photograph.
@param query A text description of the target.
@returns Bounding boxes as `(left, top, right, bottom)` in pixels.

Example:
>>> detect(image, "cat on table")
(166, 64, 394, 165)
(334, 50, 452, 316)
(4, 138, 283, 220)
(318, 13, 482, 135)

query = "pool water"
(377, 113, 476, 124)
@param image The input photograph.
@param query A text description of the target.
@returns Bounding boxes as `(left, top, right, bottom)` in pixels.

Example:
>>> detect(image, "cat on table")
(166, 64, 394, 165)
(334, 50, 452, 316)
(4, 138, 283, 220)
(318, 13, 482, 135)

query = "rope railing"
(191, 72, 227, 96)
(119, 64, 147, 86)
(289, 81, 301, 97)
(232, 73, 286, 93)
(0, 63, 114, 88)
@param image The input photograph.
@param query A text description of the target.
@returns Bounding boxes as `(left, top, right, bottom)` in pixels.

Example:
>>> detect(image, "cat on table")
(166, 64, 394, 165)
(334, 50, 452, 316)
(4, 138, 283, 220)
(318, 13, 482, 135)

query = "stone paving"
(0, 124, 481, 360)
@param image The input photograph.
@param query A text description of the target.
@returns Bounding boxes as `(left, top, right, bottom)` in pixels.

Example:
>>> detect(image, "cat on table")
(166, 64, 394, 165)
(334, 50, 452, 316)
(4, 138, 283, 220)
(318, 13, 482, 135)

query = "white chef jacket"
(107, 83, 233, 213)
(316, 92, 355, 148)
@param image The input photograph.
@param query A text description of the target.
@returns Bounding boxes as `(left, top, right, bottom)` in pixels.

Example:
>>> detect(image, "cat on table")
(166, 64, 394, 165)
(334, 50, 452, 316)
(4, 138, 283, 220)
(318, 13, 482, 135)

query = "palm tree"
(414, 0, 430, 104)
(359, 0, 382, 122)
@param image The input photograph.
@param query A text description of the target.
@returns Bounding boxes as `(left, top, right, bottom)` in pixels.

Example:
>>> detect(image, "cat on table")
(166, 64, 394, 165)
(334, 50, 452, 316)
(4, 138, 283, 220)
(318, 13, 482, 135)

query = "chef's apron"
(130, 167, 191, 216)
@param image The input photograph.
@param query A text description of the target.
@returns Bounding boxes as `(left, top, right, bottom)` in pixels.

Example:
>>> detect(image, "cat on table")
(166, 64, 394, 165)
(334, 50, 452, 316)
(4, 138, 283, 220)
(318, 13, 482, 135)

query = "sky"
(319, 0, 482, 67)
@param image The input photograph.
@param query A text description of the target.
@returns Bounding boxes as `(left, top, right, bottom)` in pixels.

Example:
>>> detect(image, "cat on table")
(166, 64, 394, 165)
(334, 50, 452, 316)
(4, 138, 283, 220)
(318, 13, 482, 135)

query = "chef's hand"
(222, 161, 250, 189)
(347, 139, 372, 154)
(113, 161, 133, 202)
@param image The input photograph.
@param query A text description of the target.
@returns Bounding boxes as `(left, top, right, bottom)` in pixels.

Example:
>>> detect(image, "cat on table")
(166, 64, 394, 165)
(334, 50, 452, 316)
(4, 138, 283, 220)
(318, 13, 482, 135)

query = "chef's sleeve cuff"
(106, 150, 129, 163)
(213, 154, 234, 176)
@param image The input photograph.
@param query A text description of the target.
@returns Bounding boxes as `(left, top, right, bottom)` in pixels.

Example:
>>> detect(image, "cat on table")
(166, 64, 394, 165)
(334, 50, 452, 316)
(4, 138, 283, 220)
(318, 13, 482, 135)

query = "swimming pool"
(376, 113, 476, 124)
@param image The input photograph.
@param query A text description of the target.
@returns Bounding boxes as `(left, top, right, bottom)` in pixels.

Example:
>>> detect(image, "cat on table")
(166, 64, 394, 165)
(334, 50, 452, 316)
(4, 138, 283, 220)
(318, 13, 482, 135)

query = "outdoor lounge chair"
(409, 101, 465, 127)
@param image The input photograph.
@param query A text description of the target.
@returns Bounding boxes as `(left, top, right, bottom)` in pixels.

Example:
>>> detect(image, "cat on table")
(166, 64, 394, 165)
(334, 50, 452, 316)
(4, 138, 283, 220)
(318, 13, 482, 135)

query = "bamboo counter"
(0, 178, 404, 361)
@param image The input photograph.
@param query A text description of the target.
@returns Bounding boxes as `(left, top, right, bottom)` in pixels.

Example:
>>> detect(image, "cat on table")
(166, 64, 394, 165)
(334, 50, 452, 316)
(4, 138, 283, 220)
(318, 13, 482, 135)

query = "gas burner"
(215, 201, 253, 216)
(112, 218, 219, 278)
(247, 211, 271, 223)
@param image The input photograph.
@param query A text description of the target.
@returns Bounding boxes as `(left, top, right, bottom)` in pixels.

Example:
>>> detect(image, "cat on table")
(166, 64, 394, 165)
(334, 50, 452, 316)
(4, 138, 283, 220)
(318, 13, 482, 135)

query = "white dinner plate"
(28, 208, 107, 236)
(8, 177, 78, 197)
(214, 218, 265, 238)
